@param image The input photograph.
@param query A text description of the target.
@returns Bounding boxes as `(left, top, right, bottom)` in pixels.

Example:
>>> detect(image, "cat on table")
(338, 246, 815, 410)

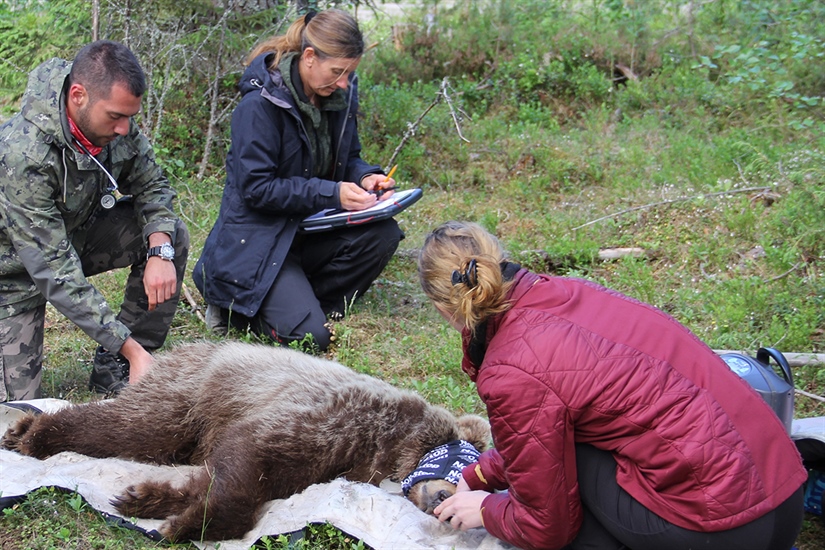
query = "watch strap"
(147, 243, 175, 261)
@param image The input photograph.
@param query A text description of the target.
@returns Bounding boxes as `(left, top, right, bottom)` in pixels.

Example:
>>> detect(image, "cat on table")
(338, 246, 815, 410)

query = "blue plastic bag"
(803, 469, 825, 516)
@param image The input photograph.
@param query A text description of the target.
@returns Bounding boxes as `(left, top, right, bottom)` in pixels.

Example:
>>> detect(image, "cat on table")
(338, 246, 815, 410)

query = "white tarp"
(791, 416, 825, 445)
(0, 400, 515, 550)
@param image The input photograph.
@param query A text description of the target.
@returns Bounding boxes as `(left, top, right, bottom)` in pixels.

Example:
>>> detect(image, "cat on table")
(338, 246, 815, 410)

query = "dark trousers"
(241, 218, 402, 351)
(569, 444, 805, 550)
(77, 200, 189, 350)
(1, 200, 189, 400)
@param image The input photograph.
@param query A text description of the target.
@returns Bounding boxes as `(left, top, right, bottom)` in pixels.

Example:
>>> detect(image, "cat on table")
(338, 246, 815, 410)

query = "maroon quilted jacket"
(459, 270, 807, 550)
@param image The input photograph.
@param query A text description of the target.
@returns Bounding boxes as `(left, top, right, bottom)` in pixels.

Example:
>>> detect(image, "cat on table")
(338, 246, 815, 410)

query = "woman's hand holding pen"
(340, 166, 397, 211)
(339, 181, 378, 211)
(361, 166, 397, 200)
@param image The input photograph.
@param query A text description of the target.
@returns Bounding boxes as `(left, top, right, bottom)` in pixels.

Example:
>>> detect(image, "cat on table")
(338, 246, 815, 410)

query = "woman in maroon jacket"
(419, 221, 806, 550)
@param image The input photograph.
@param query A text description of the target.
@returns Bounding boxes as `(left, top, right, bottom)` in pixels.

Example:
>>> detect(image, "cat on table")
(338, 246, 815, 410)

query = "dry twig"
(182, 283, 205, 323)
(440, 78, 471, 144)
(796, 388, 825, 403)
(386, 77, 469, 169)
(572, 186, 771, 231)
(767, 262, 801, 283)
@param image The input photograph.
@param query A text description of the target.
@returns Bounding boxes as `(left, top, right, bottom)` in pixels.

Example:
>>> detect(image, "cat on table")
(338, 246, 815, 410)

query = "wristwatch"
(147, 242, 175, 261)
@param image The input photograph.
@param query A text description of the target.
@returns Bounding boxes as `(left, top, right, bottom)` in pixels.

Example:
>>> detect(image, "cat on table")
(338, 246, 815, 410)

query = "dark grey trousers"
(76, 200, 189, 350)
(569, 444, 805, 550)
(234, 218, 402, 351)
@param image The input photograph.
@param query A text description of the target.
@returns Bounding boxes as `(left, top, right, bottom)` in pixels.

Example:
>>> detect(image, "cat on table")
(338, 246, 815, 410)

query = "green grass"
(2, 0, 825, 548)
(0, 487, 191, 549)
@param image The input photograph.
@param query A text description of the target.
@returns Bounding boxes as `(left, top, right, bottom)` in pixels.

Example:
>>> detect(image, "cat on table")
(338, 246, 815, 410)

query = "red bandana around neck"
(67, 115, 103, 156)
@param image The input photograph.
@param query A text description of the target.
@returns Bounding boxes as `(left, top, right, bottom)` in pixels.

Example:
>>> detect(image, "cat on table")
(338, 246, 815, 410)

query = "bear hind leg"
(158, 468, 265, 542)
(156, 441, 272, 542)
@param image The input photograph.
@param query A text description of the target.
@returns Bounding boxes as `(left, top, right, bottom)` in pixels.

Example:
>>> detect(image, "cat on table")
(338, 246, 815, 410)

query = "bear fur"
(2, 341, 490, 542)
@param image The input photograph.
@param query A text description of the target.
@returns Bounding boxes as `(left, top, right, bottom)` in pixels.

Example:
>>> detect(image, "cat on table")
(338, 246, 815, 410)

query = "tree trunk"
(92, 0, 99, 41)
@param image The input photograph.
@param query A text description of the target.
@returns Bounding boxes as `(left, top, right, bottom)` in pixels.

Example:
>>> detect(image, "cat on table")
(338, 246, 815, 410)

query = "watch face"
(149, 243, 175, 261)
(159, 243, 175, 260)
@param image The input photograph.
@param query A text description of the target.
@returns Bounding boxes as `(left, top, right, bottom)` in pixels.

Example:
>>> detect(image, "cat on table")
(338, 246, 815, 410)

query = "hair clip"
(304, 10, 317, 25)
(451, 258, 478, 288)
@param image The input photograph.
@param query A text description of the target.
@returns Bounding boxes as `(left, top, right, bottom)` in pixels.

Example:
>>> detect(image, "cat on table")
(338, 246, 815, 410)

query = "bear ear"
(456, 414, 492, 452)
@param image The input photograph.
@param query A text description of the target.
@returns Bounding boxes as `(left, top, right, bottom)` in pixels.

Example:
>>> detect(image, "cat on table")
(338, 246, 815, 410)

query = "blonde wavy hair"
(418, 221, 514, 333)
(246, 9, 364, 69)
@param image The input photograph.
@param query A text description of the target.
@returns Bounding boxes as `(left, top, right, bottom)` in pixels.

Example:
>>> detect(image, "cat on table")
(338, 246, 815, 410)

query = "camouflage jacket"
(0, 58, 180, 352)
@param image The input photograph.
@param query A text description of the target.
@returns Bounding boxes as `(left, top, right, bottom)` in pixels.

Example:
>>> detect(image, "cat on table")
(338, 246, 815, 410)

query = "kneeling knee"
(258, 317, 331, 353)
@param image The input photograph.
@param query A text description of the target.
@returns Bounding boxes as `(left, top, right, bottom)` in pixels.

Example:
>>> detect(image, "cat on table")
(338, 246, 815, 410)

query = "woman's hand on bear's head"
(434, 490, 488, 531)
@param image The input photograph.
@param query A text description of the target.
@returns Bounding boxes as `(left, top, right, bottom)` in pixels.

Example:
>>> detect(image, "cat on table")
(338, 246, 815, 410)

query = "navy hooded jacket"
(193, 52, 380, 317)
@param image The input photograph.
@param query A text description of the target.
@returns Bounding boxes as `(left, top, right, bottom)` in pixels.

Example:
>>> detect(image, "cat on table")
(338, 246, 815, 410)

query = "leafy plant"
(0, 0, 90, 112)
(252, 524, 367, 550)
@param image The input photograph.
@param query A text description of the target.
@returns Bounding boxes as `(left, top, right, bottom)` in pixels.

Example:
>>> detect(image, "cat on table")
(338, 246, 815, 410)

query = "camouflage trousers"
(0, 305, 45, 401)
(1, 200, 189, 401)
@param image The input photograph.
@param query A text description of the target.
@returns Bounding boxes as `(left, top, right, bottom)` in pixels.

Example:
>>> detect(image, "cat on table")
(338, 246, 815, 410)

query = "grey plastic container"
(720, 347, 794, 434)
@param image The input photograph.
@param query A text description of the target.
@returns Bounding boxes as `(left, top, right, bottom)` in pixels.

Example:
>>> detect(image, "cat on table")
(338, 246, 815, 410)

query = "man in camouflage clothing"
(0, 40, 189, 401)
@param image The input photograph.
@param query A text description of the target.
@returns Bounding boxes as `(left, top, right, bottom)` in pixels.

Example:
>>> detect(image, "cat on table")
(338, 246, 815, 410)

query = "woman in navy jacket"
(194, 9, 402, 350)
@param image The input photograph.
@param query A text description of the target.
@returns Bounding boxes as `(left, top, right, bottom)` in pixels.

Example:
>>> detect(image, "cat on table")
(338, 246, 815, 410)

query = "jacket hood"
(460, 267, 531, 380)
(239, 53, 283, 97)
(19, 57, 71, 145)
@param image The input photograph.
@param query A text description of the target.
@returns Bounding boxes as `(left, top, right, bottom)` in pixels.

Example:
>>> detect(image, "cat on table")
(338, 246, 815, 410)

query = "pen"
(383, 164, 398, 183)
(372, 186, 398, 198)
(369, 165, 398, 199)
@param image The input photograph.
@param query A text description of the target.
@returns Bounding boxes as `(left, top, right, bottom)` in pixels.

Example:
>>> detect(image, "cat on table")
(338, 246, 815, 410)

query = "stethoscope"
(72, 137, 119, 209)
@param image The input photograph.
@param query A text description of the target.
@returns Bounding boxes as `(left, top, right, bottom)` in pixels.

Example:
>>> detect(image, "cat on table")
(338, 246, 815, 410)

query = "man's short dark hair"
(69, 40, 146, 101)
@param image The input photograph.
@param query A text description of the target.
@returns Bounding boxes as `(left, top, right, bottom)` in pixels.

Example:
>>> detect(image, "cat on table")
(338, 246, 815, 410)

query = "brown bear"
(1, 341, 490, 542)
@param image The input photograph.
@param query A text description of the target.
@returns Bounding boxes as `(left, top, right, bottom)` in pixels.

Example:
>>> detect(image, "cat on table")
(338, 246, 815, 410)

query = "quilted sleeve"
(461, 448, 508, 491)
(476, 364, 583, 550)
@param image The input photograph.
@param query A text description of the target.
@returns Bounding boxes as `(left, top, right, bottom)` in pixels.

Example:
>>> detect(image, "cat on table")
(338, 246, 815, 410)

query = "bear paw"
(112, 481, 187, 519)
(1, 414, 37, 453)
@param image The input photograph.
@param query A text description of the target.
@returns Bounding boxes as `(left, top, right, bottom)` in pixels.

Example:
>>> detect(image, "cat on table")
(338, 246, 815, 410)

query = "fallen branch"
(572, 186, 771, 231)
(439, 78, 471, 144)
(385, 96, 440, 170)
(796, 388, 825, 403)
(518, 247, 648, 263)
(614, 63, 638, 82)
(597, 247, 646, 260)
(713, 350, 825, 368)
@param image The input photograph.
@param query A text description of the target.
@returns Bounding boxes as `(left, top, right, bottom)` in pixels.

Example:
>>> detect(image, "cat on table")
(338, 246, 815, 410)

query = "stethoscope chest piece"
(100, 193, 117, 209)
(73, 137, 120, 210)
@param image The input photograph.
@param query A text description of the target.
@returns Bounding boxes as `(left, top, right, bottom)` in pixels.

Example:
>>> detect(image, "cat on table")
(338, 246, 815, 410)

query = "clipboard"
(299, 188, 423, 233)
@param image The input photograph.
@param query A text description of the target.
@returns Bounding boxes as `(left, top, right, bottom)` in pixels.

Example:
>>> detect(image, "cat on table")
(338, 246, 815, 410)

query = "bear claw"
(1, 414, 37, 453)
